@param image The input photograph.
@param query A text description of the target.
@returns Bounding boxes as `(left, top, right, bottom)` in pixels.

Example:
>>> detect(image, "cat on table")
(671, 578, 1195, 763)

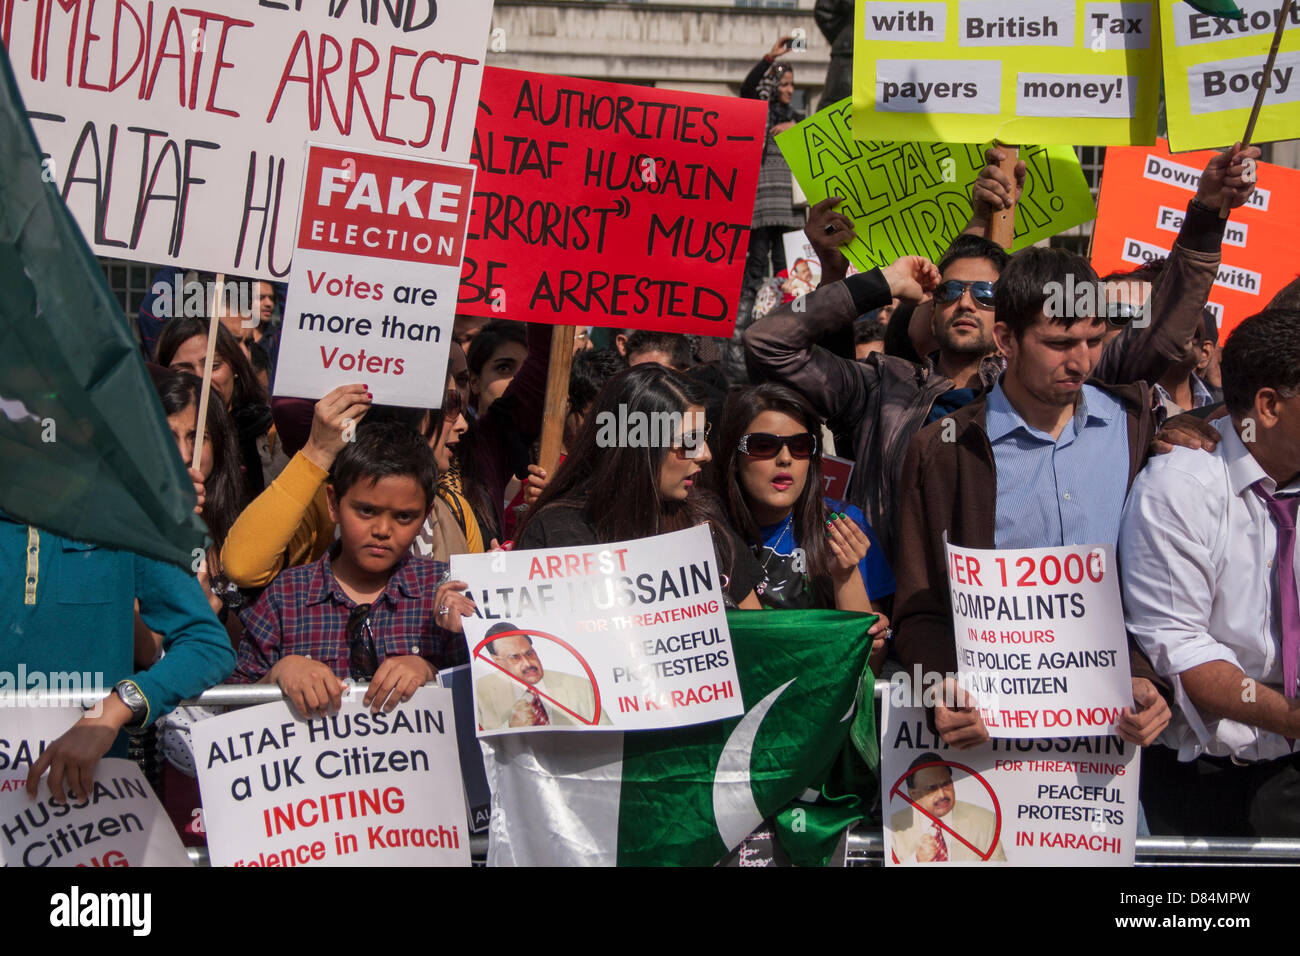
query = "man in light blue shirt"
(985, 381, 1131, 550)
(893, 246, 1175, 751)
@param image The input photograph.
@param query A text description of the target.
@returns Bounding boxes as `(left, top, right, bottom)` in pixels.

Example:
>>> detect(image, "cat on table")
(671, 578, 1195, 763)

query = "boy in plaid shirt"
(230, 421, 475, 715)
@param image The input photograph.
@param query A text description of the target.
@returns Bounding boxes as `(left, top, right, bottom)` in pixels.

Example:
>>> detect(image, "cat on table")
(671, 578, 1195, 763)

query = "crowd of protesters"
(6, 33, 1300, 858)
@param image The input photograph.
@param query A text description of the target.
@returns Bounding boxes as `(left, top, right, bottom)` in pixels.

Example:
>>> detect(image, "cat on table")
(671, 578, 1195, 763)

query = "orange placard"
(1091, 140, 1300, 339)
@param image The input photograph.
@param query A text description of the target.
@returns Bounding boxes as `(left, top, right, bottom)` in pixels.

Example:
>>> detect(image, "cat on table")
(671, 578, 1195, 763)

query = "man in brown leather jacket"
(890, 146, 1260, 748)
(744, 147, 1249, 567)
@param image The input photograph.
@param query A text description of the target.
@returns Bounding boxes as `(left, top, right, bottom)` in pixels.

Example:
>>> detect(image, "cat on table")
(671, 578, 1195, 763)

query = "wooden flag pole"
(989, 145, 1019, 250)
(192, 272, 226, 470)
(1219, 0, 1294, 217)
(537, 325, 577, 476)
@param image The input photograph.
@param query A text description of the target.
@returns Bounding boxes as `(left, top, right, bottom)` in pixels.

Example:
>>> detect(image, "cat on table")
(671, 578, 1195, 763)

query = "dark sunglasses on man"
(737, 432, 818, 460)
(347, 603, 378, 680)
(1106, 302, 1143, 327)
(932, 279, 996, 309)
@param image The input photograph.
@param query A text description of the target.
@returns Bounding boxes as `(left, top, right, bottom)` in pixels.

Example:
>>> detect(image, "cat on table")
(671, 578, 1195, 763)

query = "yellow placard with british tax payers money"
(852, 0, 1162, 145)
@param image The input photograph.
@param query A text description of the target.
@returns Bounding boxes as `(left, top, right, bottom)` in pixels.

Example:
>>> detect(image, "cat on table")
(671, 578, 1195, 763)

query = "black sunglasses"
(671, 422, 713, 460)
(1106, 302, 1142, 326)
(738, 432, 818, 460)
(934, 279, 996, 308)
(347, 603, 378, 680)
(443, 387, 463, 419)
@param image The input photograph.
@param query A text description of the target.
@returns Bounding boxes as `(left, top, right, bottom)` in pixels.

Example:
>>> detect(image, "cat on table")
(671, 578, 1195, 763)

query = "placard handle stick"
(1218, 0, 1294, 217)
(538, 325, 576, 476)
(192, 272, 225, 470)
(989, 144, 1019, 250)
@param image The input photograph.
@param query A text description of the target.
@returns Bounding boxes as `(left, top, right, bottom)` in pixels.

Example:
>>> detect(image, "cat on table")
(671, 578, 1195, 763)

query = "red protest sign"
(458, 67, 767, 336)
(1091, 139, 1300, 338)
(821, 454, 855, 501)
(296, 146, 475, 267)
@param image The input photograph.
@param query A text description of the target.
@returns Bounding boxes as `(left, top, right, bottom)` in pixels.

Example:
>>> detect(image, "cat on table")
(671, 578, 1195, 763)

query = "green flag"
(1182, 1, 1245, 19)
(0, 47, 204, 568)
(483, 608, 878, 867)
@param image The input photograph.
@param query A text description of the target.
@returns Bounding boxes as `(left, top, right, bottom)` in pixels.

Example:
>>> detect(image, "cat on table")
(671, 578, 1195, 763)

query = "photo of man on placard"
(474, 623, 610, 729)
(889, 753, 1006, 863)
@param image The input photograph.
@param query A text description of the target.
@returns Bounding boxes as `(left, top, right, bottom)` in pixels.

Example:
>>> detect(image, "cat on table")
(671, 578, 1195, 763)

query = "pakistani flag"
(0, 47, 203, 568)
(482, 609, 877, 867)
(1183, 0, 1245, 18)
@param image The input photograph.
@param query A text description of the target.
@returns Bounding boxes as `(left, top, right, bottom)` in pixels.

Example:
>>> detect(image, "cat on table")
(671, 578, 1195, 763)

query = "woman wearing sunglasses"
(516, 364, 764, 609)
(715, 384, 894, 671)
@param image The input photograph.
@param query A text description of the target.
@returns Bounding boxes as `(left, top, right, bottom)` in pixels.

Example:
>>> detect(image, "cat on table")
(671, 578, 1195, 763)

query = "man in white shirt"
(1119, 308, 1300, 836)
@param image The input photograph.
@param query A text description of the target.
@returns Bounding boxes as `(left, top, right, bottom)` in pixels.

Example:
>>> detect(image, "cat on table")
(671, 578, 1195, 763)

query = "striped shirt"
(986, 383, 1130, 549)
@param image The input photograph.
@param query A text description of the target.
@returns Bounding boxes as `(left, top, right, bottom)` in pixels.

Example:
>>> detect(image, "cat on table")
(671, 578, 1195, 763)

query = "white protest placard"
(881, 699, 1138, 866)
(0, 757, 191, 867)
(946, 540, 1132, 737)
(0, 705, 83, 793)
(452, 525, 742, 736)
(274, 143, 473, 406)
(2, 1, 492, 277)
(192, 687, 469, 867)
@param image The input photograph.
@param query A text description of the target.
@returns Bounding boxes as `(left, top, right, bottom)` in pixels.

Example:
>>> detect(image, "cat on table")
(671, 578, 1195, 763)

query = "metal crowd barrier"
(18, 686, 1300, 867)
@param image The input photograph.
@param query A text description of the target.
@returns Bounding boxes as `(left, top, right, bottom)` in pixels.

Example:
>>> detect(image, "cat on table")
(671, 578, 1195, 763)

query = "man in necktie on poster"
(889, 753, 1007, 863)
(474, 622, 612, 729)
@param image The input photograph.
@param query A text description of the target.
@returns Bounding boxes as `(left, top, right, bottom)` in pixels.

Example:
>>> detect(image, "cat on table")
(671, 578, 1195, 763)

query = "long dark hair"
(153, 371, 246, 552)
(519, 364, 737, 567)
(716, 383, 835, 607)
(154, 317, 267, 411)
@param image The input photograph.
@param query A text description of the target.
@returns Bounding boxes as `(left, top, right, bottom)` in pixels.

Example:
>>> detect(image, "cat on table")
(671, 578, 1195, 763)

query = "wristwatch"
(113, 681, 148, 730)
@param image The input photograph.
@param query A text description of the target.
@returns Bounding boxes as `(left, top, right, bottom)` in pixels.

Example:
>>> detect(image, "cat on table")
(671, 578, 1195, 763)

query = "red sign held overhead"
(459, 67, 768, 337)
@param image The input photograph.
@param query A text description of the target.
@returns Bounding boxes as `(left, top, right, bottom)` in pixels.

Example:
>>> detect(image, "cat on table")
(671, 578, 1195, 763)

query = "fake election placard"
(193, 688, 469, 867)
(452, 525, 742, 736)
(457, 67, 766, 336)
(0, 705, 82, 792)
(1092, 138, 1300, 339)
(851, 0, 1162, 146)
(1160, 2, 1300, 151)
(274, 144, 474, 407)
(0, 758, 191, 867)
(946, 540, 1133, 737)
(881, 699, 1138, 866)
(778, 101, 1095, 269)
(1, 1, 492, 278)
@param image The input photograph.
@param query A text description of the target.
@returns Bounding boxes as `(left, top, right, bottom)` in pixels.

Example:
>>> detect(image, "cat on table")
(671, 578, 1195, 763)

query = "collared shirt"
(0, 519, 234, 729)
(1154, 373, 1215, 420)
(1119, 414, 1300, 762)
(985, 382, 1131, 549)
(230, 547, 467, 683)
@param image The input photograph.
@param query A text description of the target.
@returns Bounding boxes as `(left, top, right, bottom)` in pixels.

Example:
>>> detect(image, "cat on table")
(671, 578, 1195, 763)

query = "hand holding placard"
(881, 255, 941, 302)
(934, 676, 991, 749)
(1117, 678, 1172, 747)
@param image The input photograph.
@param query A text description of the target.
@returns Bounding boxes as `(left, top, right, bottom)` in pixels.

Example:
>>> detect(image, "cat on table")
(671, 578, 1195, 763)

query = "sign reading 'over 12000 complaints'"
(946, 540, 1132, 738)
(275, 144, 475, 409)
